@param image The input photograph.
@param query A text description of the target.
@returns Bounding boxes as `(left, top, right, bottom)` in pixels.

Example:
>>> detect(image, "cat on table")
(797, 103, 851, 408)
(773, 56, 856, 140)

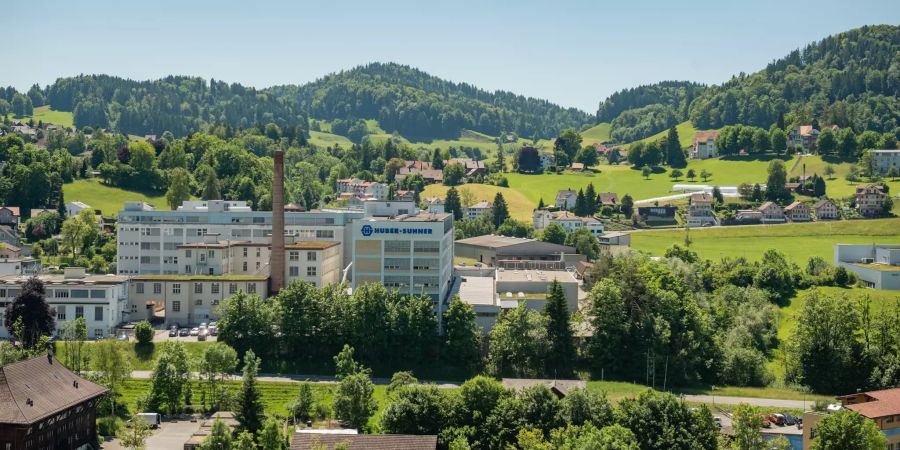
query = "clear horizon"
(7, 0, 899, 112)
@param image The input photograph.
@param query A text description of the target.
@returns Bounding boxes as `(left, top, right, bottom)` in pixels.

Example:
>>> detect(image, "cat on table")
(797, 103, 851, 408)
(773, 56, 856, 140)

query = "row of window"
(288, 251, 318, 261)
(289, 266, 317, 277)
(55, 305, 104, 322)
(136, 282, 258, 295)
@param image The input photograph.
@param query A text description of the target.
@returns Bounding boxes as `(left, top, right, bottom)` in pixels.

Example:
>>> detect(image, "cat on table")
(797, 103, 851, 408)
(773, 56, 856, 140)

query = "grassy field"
(308, 130, 354, 148)
(63, 179, 170, 217)
(580, 122, 611, 146)
(6, 105, 74, 128)
(630, 120, 700, 148)
(421, 183, 534, 222)
(629, 218, 900, 263)
(54, 341, 210, 371)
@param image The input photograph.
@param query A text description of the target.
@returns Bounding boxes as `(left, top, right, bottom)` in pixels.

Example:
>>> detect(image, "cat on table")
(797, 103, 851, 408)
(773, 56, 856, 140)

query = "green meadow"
(63, 179, 170, 217)
(6, 105, 74, 128)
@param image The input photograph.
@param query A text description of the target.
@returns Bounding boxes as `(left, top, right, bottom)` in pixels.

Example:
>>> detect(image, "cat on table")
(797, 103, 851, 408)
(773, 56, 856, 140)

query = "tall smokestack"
(270, 150, 285, 293)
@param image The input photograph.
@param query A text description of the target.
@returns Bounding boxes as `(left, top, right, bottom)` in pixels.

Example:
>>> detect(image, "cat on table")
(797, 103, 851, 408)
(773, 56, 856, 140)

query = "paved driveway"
(101, 419, 201, 450)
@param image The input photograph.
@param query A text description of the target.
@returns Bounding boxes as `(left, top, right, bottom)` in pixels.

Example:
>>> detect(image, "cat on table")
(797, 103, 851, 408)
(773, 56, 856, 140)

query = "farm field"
(629, 218, 900, 263)
(308, 130, 354, 148)
(6, 105, 74, 128)
(421, 183, 534, 222)
(630, 120, 702, 148)
(63, 179, 170, 217)
(580, 122, 611, 146)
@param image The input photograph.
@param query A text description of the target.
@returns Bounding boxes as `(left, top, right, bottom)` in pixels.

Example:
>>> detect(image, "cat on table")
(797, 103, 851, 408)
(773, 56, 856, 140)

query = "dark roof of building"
(501, 378, 587, 397)
(291, 433, 437, 450)
(813, 199, 836, 209)
(0, 355, 108, 425)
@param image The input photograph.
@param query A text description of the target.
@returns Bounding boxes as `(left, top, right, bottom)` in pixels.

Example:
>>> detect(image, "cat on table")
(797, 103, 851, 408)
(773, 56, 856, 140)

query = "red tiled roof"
(693, 131, 720, 143)
(598, 192, 618, 205)
(291, 433, 437, 450)
(799, 125, 815, 137)
(843, 388, 900, 419)
(0, 206, 21, 217)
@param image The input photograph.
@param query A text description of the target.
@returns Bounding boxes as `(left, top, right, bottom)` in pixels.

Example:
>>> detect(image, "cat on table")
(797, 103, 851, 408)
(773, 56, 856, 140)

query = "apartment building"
(855, 184, 886, 217)
(813, 199, 840, 220)
(686, 192, 716, 227)
(351, 212, 454, 305)
(532, 210, 604, 236)
(691, 131, 720, 159)
(0, 268, 128, 339)
(783, 201, 811, 221)
(128, 275, 269, 326)
(758, 201, 786, 223)
(116, 200, 362, 275)
(464, 201, 492, 220)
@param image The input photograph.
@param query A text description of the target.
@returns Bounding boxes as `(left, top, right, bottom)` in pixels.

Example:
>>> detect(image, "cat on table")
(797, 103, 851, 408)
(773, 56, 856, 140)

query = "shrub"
(134, 321, 154, 344)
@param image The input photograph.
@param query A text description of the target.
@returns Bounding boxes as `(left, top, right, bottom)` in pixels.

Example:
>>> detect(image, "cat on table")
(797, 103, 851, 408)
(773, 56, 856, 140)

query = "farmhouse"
(813, 199, 839, 220)
(856, 184, 886, 217)
(555, 190, 577, 210)
(0, 207, 21, 227)
(0, 355, 108, 450)
(758, 201, 786, 223)
(445, 158, 487, 177)
(834, 244, 900, 290)
(597, 192, 619, 207)
(783, 201, 811, 222)
(691, 131, 720, 159)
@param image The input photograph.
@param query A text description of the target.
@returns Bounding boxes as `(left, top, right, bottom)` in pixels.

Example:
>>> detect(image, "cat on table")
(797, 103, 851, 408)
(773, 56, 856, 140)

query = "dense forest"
(269, 63, 593, 140)
(3, 63, 592, 141)
(595, 81, 705, 123)
(688, 24, 900, 132)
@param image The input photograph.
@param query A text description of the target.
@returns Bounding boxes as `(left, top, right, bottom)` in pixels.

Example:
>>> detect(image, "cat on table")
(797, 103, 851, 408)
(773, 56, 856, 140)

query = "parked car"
(768, 414, 785, 426)
(713, 416, 722, 428)
(199, 322, 208, 329)
(197, 332, 207, 342)
(117, 334, 128, 341)
(168, 326, 178, 337)
(782, 413, 796, 426)
(179, 328, 190, 337)
(209, 326, 218, 336)
(190, 327, 200, 336)
(136, 413, 161, 429)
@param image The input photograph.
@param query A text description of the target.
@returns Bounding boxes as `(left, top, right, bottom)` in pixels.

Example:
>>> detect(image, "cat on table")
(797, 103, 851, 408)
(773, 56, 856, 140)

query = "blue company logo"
(360, 225, 433, 236)
(361, 225, 373, 236)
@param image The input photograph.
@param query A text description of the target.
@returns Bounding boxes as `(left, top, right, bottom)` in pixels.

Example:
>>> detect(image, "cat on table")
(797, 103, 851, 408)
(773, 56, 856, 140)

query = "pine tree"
(544, 280, 575, 376)
(491, 192, 509, 229)
(665, 126, 686, 167)
(537, 197, 545, 210)
(236, 350, 264, 433)
(201, 166, 220, 200)
(574, 189, 586, 217)
(445, 187, 462, 221)
(584, 183, 597, 215)
(431, 149, 444, 170)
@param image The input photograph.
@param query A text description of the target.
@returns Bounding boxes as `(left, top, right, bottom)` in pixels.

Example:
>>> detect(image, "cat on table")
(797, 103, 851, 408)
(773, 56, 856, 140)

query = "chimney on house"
(270, 150, 286, 293)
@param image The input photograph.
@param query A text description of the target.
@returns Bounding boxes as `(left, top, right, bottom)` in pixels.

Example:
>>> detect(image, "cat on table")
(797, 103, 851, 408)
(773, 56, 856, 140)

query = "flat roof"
(496, 269, 577, 283)
(452, 276, 495, 306)
(133, 274, 269, 282)
(0, 273, 127, 285)
(852, 263, 900, 271)
(286, 241, 341, 250)
(455, 235, 539, 249)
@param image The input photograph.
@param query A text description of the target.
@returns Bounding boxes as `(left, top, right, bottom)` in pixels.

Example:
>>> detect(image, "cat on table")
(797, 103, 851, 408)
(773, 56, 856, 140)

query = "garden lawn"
(63, 179, 170, 217)
(422, 183, 535, 222)
(7, 106, 74, 128)
(629, 218, 900, 264)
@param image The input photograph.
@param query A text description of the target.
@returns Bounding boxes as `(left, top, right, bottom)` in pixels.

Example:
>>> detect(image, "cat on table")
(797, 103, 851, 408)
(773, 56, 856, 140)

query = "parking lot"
(101, 419, 201, 450)
(152, 325, 219, 343)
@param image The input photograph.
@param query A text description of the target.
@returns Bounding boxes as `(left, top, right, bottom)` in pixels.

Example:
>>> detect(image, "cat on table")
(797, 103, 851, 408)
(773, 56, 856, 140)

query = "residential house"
(691, 131, 720, 159)
(598, 231, 631, 246)
(394, 189, 416, 202)
(0, 207, 20, 227)
(0, 244, 21, 259)
(734, 209, 763, 223)
(65, 201, 92, 218)
(0, 225, 19, 248)
(419, 169, 444, 184)
(758, 201, 786, 223)
(543, 211, 604, 236)
(869, 149, 900, 175)
(445, 158, 487, 177)
(0, 355, 108, 450)
(464, 200, 492, 220)
(813, 199, 840, 220)
(686, 192, 716, 227)
(783, 201, 811, 222)
(856, 184, 886, 218)
(424, 197, 445, 214)
(597, 192, 619, 208)
(28, 208, 55, 219)
(789, 124, 838, 152)
(540, 153, 556, 170)
(555, 190, 577, 210)
(569, 162, 585, 171)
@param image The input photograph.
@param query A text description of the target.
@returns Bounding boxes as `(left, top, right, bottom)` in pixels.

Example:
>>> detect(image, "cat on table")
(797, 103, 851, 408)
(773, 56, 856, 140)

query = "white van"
(136, 412, 161, 429)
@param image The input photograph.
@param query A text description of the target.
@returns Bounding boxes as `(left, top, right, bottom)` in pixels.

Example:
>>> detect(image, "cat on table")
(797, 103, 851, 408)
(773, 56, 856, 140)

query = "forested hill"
(15, 63, 592, 141)
(596, 81, 706, 123)
(688, 24, 899, 132)
(267, 62, 593, 140)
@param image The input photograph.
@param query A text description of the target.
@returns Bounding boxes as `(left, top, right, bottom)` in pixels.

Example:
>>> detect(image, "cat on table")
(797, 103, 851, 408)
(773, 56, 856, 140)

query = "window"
(243, 247, 248, 257)
(256, 262, 260, 270)
(172, 301, 181, 312)
(195, 299, 202, 306)
(94, 329, 103, 338)
(307, 267, 317, 277)
(136, 283, 144, 294)
(55, 290, 69, 298)
(57, 308, 66, 321)
(307, 252, 317, 261)
(94, 307, 103, 321)
(256, 248, 261, 257)
(208, 268, 214, 275)
(316, 230, 334, 239)
(247, 283, 256, 294)
(229, 283, 238, 294)
(194, 283, 203, 294)
(242, 262, 248, 271)
(186, 250, 192, 258)
(289, 251, 299, 261)
(153, 283, 162, 294)
(172, 284, 181, 294)
(211, 283, 220, 294)
(212, 299, 220, 305)
(208, 250, 215, 258)
(385, 241, 410, 253)
(185, 265, 192, 274)
(289, 266, 299, 277)
(75, 306, 84, 319)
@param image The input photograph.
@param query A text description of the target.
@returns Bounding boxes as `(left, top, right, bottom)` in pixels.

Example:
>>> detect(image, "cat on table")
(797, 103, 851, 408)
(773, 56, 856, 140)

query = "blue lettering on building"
(361, 225, 433, 236)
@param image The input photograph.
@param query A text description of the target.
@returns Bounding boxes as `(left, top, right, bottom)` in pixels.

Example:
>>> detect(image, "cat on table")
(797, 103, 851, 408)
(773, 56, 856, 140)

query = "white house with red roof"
(691, 131, 720, 159)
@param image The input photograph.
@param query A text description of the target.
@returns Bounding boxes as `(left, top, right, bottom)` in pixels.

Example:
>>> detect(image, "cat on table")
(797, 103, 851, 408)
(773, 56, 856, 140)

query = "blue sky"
(7, 0, 898, 112)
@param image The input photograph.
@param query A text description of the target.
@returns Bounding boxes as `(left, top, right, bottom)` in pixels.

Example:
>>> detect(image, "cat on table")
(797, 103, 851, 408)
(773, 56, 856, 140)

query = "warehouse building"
(495, 268, 580, 312)
(834, 244, 900, 290)
(455, 235, 576, 266)
(128, 274, 269, 326)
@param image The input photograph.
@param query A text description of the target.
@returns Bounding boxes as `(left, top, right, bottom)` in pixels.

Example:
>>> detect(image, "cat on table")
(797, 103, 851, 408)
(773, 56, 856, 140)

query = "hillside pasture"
(6, 105, 74, 128)
(63, 179, 170, 217)
(580, 122, 611, 146)
(421, 183, 534, 222)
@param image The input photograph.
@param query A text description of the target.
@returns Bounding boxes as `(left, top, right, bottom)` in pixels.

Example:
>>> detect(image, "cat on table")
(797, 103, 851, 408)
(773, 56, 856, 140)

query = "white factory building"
(116, 200, 363, 276)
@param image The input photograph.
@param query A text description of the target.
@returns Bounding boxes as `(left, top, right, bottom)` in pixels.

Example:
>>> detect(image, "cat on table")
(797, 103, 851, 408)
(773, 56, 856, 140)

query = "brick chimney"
(270, 150, 285, 293)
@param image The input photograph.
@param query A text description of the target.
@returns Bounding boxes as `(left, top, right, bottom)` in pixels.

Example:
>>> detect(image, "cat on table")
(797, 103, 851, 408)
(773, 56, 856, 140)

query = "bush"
(97, 417, 121, 437)
(134, 321, 154, 344)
